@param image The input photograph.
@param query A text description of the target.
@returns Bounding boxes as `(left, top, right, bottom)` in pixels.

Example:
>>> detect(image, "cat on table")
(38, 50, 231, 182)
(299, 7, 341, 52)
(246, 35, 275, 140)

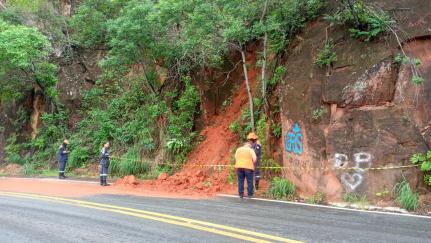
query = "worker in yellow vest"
(234, 142, 257, 198)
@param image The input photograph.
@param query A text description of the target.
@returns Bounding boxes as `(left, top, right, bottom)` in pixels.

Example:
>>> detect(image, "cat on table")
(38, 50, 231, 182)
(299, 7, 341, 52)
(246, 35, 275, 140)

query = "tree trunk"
(260, 0, 269, 114)
(240, 49, 255, 132)
(261, 32, 268, 114)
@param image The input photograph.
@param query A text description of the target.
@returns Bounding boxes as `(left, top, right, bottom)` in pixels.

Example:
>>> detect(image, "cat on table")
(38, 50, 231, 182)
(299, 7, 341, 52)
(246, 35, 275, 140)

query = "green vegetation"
(375, 188, 390, 198)
(342, 192, 368, 207)
(410, 151, 431, 186)
(311, 106, 328, 121)
(314, 41, 337, 68)
(229, 121, 241, 134)
(394, 54, 424, 86)
(269, 177, 296, 200)
(326, 0, 394, 42)
(305, 192, 325, 204)
(0, 0, 324, 178)
(394, 179, 420, 211)
(0, 20, 57, 103)
(271, 123, 282, 138)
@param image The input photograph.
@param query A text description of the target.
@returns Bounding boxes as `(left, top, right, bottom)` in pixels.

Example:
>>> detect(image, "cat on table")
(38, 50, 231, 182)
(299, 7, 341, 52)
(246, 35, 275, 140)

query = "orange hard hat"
(247, 132, 258, 140)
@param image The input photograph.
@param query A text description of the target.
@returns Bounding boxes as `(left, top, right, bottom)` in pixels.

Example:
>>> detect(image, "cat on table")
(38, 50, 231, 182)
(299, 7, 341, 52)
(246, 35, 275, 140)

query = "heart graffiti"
(340, 173, 363, 191)
(333, 152, 373, 191)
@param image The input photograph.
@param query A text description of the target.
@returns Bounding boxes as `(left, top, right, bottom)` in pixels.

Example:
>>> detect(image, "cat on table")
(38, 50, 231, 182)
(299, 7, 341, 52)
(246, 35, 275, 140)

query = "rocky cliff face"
(280, 0, 431, 200)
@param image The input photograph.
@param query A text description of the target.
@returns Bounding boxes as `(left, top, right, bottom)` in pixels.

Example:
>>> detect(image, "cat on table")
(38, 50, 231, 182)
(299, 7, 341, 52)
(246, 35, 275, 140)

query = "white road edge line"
(217, 194, 431, 219)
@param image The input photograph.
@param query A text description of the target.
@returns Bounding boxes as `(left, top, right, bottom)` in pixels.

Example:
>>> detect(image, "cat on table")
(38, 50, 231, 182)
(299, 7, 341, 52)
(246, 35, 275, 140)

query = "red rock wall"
(280, 0, 431, 200)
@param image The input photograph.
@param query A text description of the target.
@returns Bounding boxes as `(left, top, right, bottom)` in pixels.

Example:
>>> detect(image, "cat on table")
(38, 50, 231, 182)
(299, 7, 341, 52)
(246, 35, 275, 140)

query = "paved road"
(0, 192, 430, 243)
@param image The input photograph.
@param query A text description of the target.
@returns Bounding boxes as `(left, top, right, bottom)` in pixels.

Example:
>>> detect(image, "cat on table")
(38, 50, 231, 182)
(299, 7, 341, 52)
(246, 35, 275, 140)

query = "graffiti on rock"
(334, 152, 373, 191)
(284, 122, 303, 155)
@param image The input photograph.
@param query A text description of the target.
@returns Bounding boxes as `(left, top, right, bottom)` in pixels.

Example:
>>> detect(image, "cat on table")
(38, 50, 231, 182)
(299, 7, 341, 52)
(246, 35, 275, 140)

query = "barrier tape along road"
(110, 156, 419, 172)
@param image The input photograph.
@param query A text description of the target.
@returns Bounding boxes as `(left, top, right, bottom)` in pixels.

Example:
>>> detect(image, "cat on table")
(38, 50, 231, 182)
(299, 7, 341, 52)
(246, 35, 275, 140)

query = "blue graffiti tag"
(284, 122, 303, 155)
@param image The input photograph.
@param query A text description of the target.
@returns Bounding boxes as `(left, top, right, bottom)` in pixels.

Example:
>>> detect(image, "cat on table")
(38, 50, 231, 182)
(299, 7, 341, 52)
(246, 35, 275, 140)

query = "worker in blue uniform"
(100, 142, 110, 186)
(58, 139, 70, 179)
(247, 133, 262, 190)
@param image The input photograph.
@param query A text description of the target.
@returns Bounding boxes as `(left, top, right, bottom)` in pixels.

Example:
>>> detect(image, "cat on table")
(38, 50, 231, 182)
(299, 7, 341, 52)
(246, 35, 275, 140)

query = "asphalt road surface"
(1, 192, 430, 243)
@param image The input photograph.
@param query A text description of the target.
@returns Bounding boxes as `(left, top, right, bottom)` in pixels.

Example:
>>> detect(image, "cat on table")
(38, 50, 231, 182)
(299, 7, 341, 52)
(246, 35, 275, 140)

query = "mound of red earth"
(115, 49, 260, 196)
(114, 175, 139, 186)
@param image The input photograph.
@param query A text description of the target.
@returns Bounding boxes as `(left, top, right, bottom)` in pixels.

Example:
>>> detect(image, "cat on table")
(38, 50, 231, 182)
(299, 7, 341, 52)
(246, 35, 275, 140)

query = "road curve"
(1, 192, 430, 243)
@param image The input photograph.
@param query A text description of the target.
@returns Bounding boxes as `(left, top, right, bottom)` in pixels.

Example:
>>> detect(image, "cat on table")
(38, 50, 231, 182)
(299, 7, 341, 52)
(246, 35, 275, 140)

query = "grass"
(305, 192, 325, 204)
(342, 192, 369, 209)
(395, 179, 420, 211)
(110, 147, 150, 177)
(39, 169, 60, 177)
(269, 177, 296, 200)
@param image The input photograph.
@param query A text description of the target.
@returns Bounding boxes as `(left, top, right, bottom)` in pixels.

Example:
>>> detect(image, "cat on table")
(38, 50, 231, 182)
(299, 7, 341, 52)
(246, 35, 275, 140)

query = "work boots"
(255, 180, 260, 190)
(100, 177, 110, 186)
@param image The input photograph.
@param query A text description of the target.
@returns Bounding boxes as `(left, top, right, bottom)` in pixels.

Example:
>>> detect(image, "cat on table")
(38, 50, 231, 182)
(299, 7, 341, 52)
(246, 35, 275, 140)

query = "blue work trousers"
(237, 168, 254, 197)
(59, 160, 67, 175)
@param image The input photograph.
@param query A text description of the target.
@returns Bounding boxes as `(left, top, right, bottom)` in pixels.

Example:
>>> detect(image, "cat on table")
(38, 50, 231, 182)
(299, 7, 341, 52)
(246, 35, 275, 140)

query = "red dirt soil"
(0, 177, 208, 199)
(115, 49, 269, 197)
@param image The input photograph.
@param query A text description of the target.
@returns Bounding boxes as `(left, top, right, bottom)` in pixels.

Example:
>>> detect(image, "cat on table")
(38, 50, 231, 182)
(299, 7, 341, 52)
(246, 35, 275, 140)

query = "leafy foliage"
(410, 151, 431, 186)
(326, 0, 394, 42)
(2, 0, 325, 178)
(271, 123, 282, 138)
(0, 20, 57, 103)
(315, 41, 337, 68)
(70, 0, 127, 48)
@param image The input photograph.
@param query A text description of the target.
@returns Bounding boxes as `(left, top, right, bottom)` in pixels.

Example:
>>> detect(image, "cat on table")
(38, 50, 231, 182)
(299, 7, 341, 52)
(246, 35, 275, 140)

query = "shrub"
(68, 146, 90, 170)
(394, 54, 424, 86)
(269, 177, 296, 199)
(271, 123, 282, 138)
(410, 151, 431, 186)
(325, 1, 394, 42)
(268, 66, 286, 87)
(229, 120, 240, 134)
(395, 179, 420, 211)
(315, 41, 337, 68)
(311, 106, 327, 121)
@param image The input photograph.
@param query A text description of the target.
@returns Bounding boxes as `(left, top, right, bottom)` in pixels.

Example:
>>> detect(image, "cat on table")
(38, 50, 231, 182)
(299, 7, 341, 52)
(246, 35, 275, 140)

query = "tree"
(0, 20, 57, 103)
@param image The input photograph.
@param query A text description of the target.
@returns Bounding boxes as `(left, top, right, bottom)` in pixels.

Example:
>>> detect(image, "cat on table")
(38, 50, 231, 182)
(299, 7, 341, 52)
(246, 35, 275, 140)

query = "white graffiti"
(340, 173, 363, 191)
(333, 152, 373, 191)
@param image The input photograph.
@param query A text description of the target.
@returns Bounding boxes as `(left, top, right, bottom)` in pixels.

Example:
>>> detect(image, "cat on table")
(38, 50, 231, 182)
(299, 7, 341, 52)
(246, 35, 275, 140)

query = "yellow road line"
(0, 191, 303, 243)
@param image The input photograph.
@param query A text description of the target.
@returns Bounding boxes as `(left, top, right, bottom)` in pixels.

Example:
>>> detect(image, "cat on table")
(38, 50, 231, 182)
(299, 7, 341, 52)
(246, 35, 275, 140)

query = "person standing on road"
(58, 139, 70, 179)
(234, 142, 257, 198)
(100, 142, 110, 186)
(247, 132, 262, 190)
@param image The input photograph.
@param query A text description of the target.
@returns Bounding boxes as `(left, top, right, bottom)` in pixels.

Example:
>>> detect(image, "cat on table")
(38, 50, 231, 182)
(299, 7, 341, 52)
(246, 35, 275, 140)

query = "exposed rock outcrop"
(280, 0, 431, 200)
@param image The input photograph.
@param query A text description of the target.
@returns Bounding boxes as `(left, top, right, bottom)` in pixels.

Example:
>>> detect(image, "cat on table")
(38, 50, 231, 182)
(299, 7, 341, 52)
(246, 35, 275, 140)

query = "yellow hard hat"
(247, 132, 258, 140)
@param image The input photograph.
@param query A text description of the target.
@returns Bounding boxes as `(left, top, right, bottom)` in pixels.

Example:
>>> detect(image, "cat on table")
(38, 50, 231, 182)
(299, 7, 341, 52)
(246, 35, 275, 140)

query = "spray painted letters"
(284, 122, 303, 155)
(334, 152, 372, 191)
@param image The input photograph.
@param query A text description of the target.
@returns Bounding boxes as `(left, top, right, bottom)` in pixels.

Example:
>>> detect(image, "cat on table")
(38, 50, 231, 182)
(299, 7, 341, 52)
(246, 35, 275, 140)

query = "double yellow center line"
(0, 191, 303, 243)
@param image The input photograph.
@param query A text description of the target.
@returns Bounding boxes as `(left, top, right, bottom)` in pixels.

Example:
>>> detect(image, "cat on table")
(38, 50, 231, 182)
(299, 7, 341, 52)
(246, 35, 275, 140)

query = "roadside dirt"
(0, 177, 209, 199)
